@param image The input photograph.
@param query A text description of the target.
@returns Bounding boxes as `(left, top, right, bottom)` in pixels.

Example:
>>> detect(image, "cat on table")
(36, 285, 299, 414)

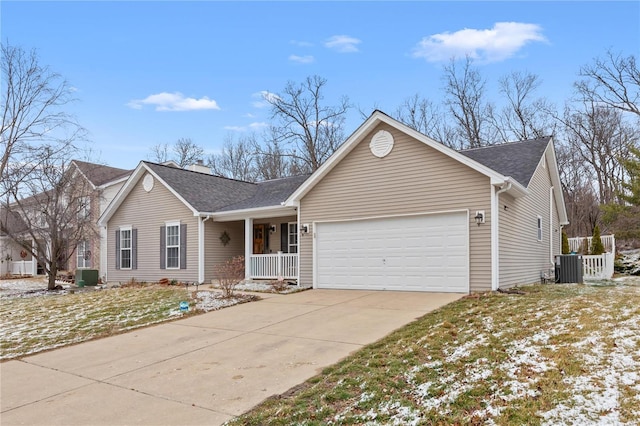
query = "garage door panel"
(316, 212, 469, 293)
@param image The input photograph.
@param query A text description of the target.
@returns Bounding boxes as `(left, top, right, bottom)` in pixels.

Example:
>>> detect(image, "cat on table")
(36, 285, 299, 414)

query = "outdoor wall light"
(269, 224, 276, 233)
(301, 224, 309, 233)
(474, 211, 485, 226)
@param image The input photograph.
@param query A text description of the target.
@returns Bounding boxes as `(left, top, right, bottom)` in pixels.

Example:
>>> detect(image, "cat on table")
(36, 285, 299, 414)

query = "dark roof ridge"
(458, 136, 551, 153)
(141, 161, 257, 186)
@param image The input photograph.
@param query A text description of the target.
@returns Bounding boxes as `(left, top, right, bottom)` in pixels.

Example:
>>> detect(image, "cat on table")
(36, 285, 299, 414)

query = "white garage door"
(315, 212, 469, 292)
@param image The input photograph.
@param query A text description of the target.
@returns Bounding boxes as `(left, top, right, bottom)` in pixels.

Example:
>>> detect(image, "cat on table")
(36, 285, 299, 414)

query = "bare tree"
(208, 134, 258, 181)
(491, 71, 557, 142)
(148, 138, 204, 167)
(560, 102, 636, 205)
(442, 56, 495, 148)
(1, 42, 84, 198)
(265, 75, 351, 173)
(393, 94, 456, 146)
(576, 50, 639, 117)
(0, 153, 98, 289)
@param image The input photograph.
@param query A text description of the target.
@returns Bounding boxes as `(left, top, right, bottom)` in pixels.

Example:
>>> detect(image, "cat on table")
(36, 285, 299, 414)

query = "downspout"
(198, 215, 212, 284)
(493, 182, 512, 291)
(549, 187, 554, 266)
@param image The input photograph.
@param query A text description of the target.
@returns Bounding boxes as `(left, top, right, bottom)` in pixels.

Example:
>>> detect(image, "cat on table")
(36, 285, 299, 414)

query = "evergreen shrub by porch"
(591, 225, 605, 255)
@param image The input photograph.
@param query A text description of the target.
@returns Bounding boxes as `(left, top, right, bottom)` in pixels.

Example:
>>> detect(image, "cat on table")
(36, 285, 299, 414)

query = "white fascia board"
(97, 174, 131, 190)
(545, 139, 569, 225)
(502, 177, 529, 198)
(207, 205, 296, 222)
(97, 162, 199, 226)
(285, 111, 506, 205)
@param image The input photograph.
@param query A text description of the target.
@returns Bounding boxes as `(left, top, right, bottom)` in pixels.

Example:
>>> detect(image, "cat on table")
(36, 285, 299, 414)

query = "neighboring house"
(100, 111, 568, 293)
(67, 160, 132, 278)
(0, 208, 31, 276)
(0, 160, 131, 278)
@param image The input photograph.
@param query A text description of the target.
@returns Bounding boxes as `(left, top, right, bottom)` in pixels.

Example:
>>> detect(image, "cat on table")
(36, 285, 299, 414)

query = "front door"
(253, 224, 265, 254)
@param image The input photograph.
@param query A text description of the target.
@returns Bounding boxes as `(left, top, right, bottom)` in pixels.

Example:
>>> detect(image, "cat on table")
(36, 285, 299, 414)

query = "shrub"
(591, 225, 605, 255)
(214, 255, 245, 298)
(270, 276, 288, 292)
(562, 231, 570, 254)
(580, 238, 590, 255)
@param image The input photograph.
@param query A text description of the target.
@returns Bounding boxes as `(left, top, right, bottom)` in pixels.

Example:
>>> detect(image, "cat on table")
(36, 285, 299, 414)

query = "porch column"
(244, 217, 253, 279)
(198, 216, 205, 284)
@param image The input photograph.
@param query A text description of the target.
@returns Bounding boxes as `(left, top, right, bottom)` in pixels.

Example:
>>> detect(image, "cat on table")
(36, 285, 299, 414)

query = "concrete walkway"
(1, 289, 462, 425)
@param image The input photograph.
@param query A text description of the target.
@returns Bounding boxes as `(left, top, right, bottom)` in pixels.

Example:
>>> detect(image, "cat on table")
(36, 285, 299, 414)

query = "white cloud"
(251, 90, 280, 108)
(223, 125, 245, 132)
(324, 35, 362, 53)
(249, 122, 268, 129)
(412, 22, 547, 63)
(289, 54, 315, 64)
(127, 92, 220, 111)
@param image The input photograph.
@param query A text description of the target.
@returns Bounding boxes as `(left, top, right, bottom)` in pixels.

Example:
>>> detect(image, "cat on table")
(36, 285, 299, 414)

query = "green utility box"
(76, 269, 99, 286)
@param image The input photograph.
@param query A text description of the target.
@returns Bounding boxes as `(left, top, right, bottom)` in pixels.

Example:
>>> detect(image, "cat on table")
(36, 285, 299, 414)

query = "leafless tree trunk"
(576, 50, 639, 117)
(265, 75, 351, 173)
(442, 56, 495, 148)
(393, 94, 457, 147)
(1, 43, 84, 198)
(1, 153, 99, 289)
(491, 71, 557, 142)
(208, 134, 258, 181)
(148, 138, 204, 168)
(559, 102, 636, 204)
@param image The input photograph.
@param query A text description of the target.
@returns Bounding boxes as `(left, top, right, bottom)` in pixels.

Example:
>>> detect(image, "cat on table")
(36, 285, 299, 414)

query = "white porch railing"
(568, 235, 616, 255)
(9, 260, 34, 276)
(250, 252, 298, 279)
(583, 253, 615, 280)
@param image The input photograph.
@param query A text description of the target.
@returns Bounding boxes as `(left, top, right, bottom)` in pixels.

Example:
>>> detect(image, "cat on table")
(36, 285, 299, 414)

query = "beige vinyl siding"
(106, 172, 199, 283)
(300, 123, 492, 293)
(204, 220, 244, 282)
(499, 154, 558, 287)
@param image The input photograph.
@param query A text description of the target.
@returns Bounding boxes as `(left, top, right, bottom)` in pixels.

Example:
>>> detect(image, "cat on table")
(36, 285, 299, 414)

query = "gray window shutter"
(132, 228, 138, 270)
(115, 230, 120, 269)
(180, 224, 187, 269)
(160, 226, 166, 269)
(280, 223, 288, 253)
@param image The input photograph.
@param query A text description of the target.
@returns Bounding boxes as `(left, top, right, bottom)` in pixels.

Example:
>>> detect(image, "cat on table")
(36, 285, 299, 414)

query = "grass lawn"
(0, 286, 197, 360)
(231, 283, 640, 425)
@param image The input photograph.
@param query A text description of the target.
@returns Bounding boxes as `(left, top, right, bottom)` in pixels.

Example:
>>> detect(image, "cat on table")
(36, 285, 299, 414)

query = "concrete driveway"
(1, 289, 462, 425)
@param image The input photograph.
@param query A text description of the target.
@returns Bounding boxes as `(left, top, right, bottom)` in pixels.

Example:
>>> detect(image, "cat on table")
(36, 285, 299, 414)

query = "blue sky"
(2, 1, 639, 170)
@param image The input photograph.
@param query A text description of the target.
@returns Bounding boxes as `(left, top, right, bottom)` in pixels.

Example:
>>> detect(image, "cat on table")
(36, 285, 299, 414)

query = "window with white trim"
(288, 222, 298, 254)
(537, 216, 543, 241)
(166, 222, 180, 269)
(76, 240, 91, 269)
(120, 227, 132, 269)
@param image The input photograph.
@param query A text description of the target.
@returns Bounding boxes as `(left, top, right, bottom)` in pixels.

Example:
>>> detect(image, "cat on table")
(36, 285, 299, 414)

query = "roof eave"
(207, 205, 296, 222)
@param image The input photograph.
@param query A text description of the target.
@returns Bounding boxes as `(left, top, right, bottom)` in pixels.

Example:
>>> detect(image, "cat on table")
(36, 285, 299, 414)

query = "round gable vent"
(369, 130, 394, 158)
(142, 174, 154, 192)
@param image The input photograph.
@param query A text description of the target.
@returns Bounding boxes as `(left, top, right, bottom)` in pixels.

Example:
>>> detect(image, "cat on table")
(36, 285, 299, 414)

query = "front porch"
(206, 207, 300, 282)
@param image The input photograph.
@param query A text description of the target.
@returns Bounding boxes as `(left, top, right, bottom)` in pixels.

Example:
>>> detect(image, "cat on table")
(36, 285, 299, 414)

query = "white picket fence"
(582, 253, 615, 280)
(567, 234, 615, 280)
(250, 252, 298, 279)
(9, 260, 35, 276)
(568, 235, 616, 256)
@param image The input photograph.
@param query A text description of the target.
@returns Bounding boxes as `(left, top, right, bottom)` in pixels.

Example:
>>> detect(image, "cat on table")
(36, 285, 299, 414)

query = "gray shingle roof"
(73, 160, 132, 187)
(218, 175, 311, 211)
(0, 207, 28, 236)
(144, 162, 258, 213)
(145, 162, 309, 213)
(458, 137, 551, 187)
